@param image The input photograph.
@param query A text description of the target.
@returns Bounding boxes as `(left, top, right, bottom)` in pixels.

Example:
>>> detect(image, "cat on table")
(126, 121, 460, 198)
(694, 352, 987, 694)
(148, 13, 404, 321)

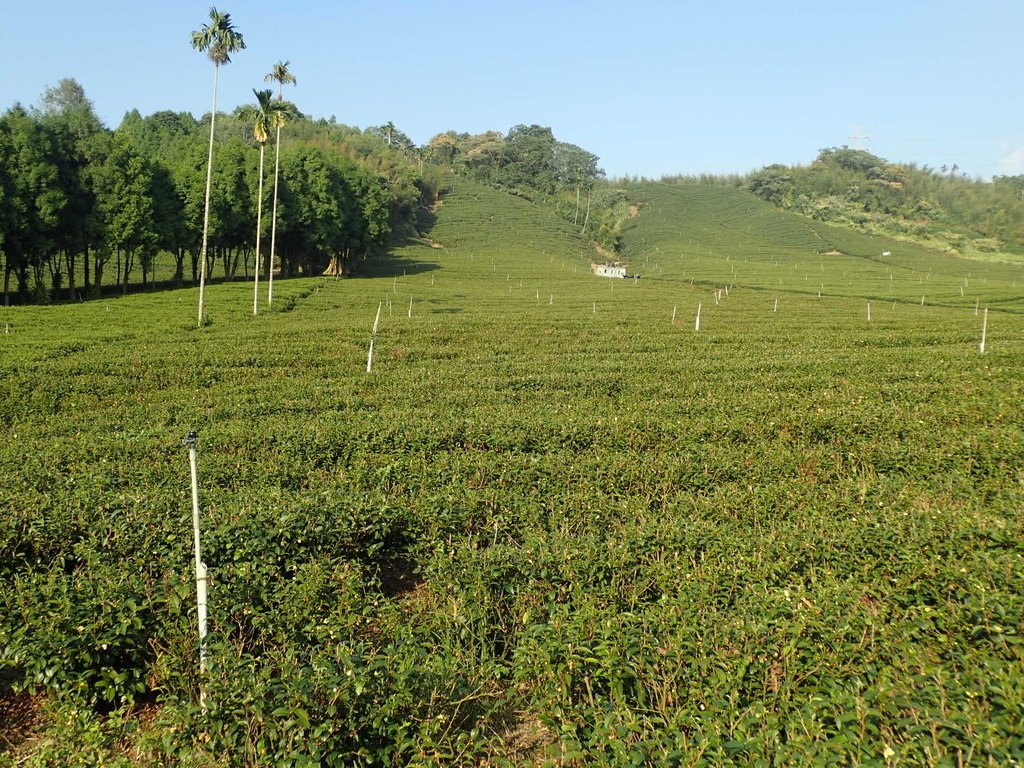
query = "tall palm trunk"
(197, 63, 220, 326)
(253, 143, 265, 315)
(268, 122, 282, 306)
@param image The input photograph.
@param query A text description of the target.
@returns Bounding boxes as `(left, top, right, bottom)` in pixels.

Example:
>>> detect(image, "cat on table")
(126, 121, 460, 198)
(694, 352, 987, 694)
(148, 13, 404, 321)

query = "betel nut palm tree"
(264, 60, 296, 306)
(238, 89, 291, 315)
(191, 7, 245, 326)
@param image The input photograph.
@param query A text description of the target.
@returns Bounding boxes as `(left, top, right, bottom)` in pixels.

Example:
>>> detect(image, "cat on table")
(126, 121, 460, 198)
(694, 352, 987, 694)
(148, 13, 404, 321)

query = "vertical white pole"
(253, 147, 264, 316)
(268, 123, 282, 307)
(197, 65, 219, 327)
(408, 296, 413, 318)
(979, 308, 988, 354)
(695, 301, 702, 331)
(592, 302, 596, 314)
(372, 302, 382, 335)
(975, 298, 979, 316)
(773, 298, 778, 313)
(671, 305, 677, 324)
(184, 431, 207, 707)
(367, 337, 375, 372)
(867, 302, 871, 322)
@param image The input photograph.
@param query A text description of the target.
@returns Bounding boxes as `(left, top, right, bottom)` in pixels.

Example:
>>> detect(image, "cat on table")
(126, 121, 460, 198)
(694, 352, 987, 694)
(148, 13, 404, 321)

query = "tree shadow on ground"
(350, 204, 443, 279)
(352, 252, 441, 279)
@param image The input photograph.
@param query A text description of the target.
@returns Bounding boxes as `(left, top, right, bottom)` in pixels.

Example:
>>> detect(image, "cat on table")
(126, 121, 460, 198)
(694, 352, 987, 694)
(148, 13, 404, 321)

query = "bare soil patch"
(0, 672, 43, 755)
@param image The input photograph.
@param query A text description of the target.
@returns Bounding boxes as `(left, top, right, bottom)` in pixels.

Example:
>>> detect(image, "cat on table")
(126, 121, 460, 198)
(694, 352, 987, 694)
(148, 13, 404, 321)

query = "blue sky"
(2, 1, 1021, 180)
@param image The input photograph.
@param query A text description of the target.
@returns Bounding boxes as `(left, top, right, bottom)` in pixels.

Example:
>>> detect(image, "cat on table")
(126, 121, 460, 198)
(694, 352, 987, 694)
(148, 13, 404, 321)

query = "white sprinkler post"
(980, 308, 988, 354)
(184, 431, 208, 705)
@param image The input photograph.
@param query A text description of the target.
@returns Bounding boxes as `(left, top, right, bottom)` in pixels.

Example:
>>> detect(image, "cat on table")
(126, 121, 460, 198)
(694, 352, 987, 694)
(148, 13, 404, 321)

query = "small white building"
(591, 262, 626, 279)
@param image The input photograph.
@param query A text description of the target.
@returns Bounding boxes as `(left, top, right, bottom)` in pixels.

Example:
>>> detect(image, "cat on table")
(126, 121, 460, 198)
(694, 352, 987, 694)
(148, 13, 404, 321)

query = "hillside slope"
(619, 183, 1024, 311)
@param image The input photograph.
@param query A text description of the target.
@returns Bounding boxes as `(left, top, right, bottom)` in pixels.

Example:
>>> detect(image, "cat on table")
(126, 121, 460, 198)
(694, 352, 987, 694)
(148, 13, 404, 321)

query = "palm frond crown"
(239, 89, 294, 146)
(265, 60, 297, 100)
(191, 6, 246, 66)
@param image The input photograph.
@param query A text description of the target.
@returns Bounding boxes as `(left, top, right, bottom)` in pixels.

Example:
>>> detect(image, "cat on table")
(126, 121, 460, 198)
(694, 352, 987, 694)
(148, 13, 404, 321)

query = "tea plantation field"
(1, 178, 1022, 766)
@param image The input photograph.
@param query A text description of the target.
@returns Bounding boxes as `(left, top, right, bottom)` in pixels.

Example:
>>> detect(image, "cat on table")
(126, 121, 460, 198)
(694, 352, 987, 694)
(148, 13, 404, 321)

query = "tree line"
(0, 79, 426, 306)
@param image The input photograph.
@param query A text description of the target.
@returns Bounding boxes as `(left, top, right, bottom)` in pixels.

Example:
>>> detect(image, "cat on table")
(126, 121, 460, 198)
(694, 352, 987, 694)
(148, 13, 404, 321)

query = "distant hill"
(617, 182, 1024, 311)
(737, 148, 1024, 262)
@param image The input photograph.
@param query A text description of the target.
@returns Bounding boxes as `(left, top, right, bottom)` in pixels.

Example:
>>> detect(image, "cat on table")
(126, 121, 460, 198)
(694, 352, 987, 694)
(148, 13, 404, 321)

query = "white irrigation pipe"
(184, 431, 208, 708)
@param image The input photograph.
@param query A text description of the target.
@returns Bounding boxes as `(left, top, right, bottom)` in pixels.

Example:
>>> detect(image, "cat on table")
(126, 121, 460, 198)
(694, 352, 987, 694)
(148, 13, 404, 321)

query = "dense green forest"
(0, 79, 429, 305)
